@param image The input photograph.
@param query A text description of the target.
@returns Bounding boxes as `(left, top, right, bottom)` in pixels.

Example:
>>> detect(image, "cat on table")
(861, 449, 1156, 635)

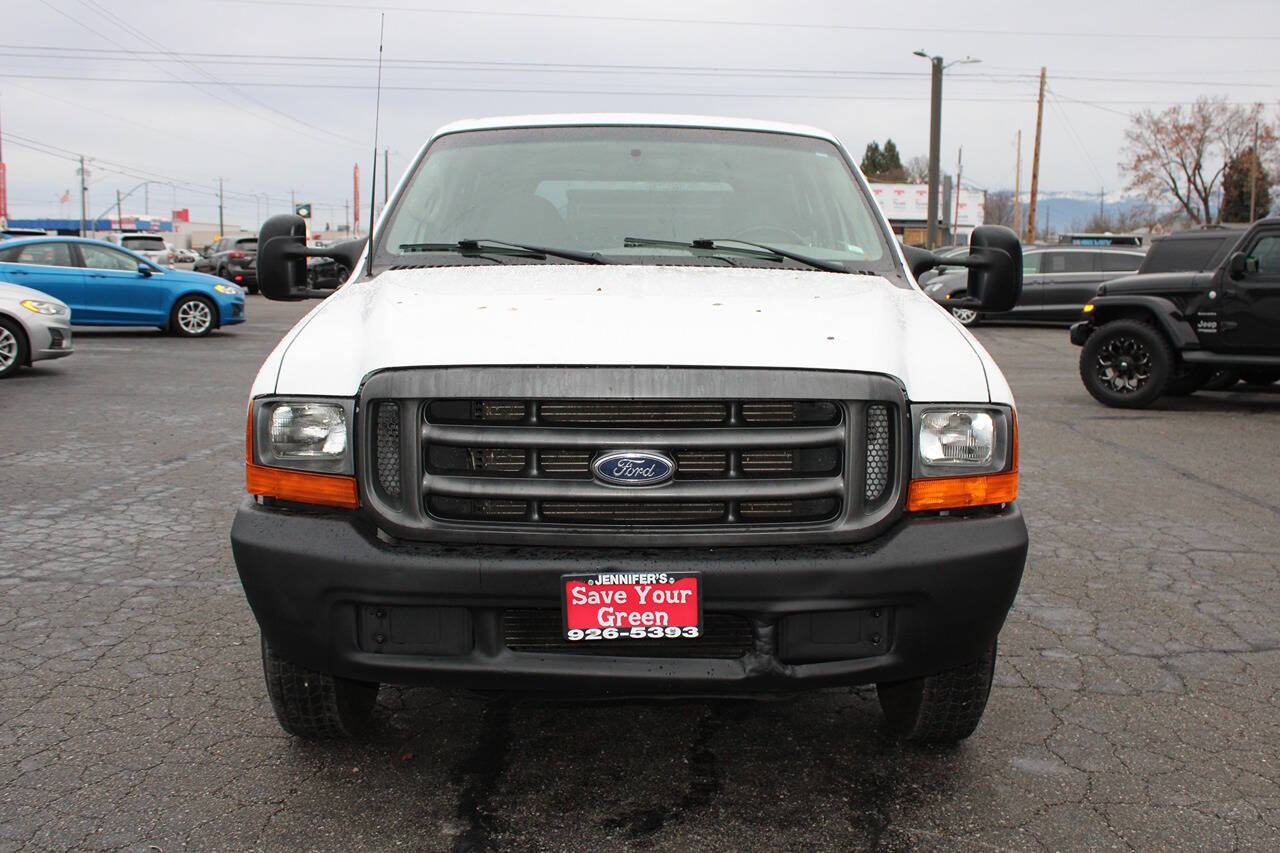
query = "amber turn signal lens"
(245, 462, 359, 509)
(906, 471, 1019, 512)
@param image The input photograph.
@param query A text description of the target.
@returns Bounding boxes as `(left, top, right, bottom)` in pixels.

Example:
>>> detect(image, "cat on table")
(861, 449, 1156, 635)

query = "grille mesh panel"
(865, 404, 891, 503)
(374, 402, 401, 498)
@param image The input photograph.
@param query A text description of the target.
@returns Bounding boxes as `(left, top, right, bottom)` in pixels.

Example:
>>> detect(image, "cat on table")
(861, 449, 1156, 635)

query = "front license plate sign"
(562, 572, 701, 641)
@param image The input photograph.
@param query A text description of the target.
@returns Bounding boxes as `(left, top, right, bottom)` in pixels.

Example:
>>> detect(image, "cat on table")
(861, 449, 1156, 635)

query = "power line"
(32, 0, 363, 150)
(214, 0, 1280, 41)
(68, 0, 364, 148)
(1, 46, 1276, 91)
(1, 71, 1259, 108)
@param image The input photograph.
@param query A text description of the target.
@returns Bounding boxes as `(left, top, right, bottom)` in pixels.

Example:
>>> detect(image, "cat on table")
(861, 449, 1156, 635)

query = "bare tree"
(983, 190, 1015, 227)
(1120, 97, 1277, 224)
(905, 155, 930, 183)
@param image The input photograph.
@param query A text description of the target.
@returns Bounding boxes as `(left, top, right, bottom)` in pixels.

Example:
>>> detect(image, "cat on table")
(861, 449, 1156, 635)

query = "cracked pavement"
(1, 300, 1277, 850)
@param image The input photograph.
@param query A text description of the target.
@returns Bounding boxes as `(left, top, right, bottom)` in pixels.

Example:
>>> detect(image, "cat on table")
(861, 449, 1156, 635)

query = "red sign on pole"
(0, 162, 8, 220)
(171, 208, 189, 223)
(353, 163, 360, 232)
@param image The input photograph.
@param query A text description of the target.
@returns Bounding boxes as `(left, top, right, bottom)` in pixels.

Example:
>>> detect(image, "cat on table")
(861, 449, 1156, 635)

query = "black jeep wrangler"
(1070, 221, 1280, 407)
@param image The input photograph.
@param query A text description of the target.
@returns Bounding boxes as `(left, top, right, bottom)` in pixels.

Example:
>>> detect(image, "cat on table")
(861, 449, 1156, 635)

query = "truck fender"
(1087, 294, 1199, 349)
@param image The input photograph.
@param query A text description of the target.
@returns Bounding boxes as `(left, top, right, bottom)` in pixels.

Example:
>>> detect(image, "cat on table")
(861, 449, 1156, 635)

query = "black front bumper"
(230, 499, 1028, 695)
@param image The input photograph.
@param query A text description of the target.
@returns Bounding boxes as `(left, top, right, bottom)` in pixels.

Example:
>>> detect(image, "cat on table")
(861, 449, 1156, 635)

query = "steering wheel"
(729, 225, 806, 245)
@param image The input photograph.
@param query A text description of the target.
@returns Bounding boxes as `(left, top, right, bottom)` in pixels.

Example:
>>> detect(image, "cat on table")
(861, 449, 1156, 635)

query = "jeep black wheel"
(1079, 319, 1173, 408)
(262, 637, 378, 739)
(877, 641, 997, 744)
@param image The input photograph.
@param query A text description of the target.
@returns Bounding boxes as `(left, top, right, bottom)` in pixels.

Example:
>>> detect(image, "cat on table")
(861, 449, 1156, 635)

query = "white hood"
(260, 265, 997, 402)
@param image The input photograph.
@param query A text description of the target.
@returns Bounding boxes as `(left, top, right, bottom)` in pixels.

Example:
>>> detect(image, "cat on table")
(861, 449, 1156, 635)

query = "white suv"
(233, 115, 1028, 745)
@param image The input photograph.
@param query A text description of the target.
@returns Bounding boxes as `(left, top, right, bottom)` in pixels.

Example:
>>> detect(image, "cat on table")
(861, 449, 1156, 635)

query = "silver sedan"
(0, 281, 74, 378)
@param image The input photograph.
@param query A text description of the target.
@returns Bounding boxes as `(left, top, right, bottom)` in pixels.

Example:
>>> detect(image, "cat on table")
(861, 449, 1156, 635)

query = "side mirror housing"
(258, 214, 368, 301)
(1227, 251, 1256, 279)
(962, 225, 1022, 312)
(258, 215, 311, 300)
(137, 263, 153, 277)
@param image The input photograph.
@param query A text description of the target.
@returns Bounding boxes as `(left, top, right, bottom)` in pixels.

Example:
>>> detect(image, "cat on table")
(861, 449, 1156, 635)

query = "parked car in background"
(0, 236, 245, 337)
(105, 232, 172, 268)
(0, 280, 74, 378)
(194, 236, 258, 293)
(1071, 221, 1280, 407)
(925, 245, 1145, 325)
(2, 227, 50, 241)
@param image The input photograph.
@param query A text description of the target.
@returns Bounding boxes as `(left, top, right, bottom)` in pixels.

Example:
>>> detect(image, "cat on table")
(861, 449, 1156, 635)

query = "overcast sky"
(3, 0, 1278, 229)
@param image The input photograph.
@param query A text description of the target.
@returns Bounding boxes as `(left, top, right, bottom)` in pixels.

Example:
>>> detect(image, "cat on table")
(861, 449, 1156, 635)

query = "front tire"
(877, 642, 997, 744)
(0, 317, 29, 378)
(262, 638, 378, 739)
(1079, 319, 1173, 408)
(170, 295, 216, 337)
(950, 306, 980, 327)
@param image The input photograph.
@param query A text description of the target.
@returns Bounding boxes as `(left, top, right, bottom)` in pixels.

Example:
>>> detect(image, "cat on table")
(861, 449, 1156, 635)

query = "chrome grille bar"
(422, 423, 845, 450)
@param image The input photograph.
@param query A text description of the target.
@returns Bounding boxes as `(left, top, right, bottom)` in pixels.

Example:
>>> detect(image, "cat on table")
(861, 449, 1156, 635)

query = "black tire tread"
(261, 638, 376, 740)
(1078, 318, 1173, 409)
(878, 642, 997, 744)
(0, 315, 30, 378)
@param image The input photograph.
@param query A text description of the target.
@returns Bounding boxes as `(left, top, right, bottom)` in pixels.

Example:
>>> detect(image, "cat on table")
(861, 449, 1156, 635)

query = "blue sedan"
(0, 237, 245, 337)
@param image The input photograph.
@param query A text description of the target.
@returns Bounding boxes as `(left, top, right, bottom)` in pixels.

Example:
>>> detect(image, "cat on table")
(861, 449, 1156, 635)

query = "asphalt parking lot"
(1, 299, 1278, 850)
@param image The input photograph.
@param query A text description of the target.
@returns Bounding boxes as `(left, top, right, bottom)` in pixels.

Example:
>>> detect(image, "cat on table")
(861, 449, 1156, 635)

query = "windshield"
(122, 236, 166, 252)
(376, 126, 894, 273)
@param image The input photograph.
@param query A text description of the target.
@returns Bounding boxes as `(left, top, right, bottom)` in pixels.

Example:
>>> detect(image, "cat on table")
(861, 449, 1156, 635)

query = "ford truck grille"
(358, 368, 905, 546)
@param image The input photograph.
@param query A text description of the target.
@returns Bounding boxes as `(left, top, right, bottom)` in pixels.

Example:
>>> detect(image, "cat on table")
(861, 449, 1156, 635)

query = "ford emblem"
(592, 450, 676, 486)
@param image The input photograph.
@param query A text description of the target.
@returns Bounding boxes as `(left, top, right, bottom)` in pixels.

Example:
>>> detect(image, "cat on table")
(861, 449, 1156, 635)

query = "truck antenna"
(365, 12, 385, 279)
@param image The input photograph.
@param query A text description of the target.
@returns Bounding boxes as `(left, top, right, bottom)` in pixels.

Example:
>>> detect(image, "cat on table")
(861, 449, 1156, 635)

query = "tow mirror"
(258, 215, 370, 300)
(901, 245, 939, 280)
(951, 226, 1022, 312)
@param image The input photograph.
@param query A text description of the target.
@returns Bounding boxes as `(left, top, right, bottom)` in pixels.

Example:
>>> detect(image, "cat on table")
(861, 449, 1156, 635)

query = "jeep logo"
(592, 451, 676, 486)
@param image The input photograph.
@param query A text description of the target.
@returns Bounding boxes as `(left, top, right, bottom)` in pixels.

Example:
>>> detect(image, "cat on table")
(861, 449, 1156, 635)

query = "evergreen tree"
(860, 139, 908, 182)
(1221, 147, 1272, 222)
(861, 142, 885, 177)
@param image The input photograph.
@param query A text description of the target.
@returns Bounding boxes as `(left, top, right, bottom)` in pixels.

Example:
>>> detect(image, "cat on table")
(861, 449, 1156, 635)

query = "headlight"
(252, 399, 353, 474)
(20, 299, 67, 315)
(913, 407, 1012, 477)
(213, 284, 240, 295)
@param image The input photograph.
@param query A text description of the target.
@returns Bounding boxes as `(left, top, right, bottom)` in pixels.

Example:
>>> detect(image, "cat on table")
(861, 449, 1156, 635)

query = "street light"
(913, 51, 980, 248)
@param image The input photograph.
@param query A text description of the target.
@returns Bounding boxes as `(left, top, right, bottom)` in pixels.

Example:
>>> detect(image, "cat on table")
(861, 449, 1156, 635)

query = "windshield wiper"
(623, 236, 848, 274)
(398, 238, 609, 264)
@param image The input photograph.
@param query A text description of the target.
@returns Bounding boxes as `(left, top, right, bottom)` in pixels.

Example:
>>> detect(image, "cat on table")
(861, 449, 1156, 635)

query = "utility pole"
(217, 178, 224, 237)
(953, 146, 963, 240)
(1250, 119, 1259, 222)
(913, 51, 979, 249)
(384, 148, 390, 211)
(344, 198, 349, 234)
(116, 189, 123, 231)
(925, 55, 942, 248)
(291, 188, 296, 215)
(1013, 130, 1022, 236)
(78, 155, 88, 237)
(1099, 187, 1104, 220)
(144, 182, 149, 216)
(1026, 66, 1047, 243)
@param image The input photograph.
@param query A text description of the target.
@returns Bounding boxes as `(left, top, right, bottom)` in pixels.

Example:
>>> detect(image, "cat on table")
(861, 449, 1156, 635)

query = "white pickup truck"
(232, 115, 1028, 745)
